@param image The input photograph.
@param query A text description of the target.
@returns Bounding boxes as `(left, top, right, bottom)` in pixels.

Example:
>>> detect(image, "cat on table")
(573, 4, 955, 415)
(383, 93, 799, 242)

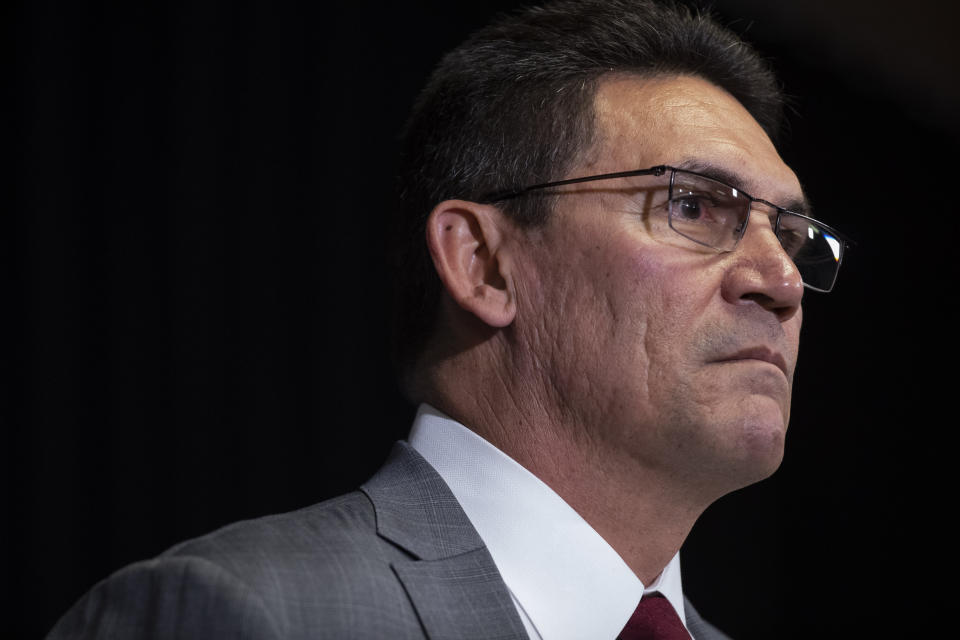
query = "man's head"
(391, 0, 829, 498)
(506, 73, 804, 495)
(392, 0, 786, 384)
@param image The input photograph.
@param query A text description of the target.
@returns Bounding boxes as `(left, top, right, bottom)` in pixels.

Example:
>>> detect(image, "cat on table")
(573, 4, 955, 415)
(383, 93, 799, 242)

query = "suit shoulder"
(166, 491, 379, 561)
(49, 492, 422, 639)
(47, 554, 284, 639)
(162, 490, 405, 589)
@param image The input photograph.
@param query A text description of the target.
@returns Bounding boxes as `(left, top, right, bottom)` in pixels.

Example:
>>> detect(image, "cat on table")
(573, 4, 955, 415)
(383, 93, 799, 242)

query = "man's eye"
(778, 229, 806, 256)
(673, 196, 712, 222)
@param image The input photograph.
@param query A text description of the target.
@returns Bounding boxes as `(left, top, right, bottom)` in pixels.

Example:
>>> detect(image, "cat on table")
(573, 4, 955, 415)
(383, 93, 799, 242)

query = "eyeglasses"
(479, 165, 849, 292)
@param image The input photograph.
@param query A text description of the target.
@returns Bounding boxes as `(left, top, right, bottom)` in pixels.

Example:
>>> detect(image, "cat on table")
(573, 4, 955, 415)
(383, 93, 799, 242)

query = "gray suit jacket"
(48, 442, 730, 639)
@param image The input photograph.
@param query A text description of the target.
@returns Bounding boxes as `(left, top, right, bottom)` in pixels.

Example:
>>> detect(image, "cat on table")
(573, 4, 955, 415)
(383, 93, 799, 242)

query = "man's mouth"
(713, 347, 789, 378)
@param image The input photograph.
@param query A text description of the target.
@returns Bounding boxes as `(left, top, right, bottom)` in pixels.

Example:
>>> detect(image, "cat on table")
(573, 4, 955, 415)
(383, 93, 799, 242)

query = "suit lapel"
(362, 442, 528, 640)
(683, 597, 732, 640)
(392, 547, 527, 640)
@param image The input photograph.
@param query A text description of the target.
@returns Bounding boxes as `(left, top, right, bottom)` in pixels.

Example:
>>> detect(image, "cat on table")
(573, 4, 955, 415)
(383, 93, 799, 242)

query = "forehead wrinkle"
(591, 75, 808, 212)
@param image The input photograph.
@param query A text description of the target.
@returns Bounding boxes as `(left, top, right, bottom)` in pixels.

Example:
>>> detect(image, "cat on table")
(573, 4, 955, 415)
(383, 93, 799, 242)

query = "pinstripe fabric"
(46, 442, 728, 639)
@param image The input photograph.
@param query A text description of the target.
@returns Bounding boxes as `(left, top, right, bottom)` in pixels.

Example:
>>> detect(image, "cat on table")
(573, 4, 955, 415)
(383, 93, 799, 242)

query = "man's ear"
(426, 199, 517, 328)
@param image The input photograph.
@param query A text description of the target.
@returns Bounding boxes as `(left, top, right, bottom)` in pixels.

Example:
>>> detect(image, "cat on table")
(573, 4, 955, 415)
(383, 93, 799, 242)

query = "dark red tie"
(617, 593, 691, 640)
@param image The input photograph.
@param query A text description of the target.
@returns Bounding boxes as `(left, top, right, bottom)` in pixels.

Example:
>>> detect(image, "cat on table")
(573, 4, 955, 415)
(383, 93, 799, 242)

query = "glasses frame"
(478, 164, 850, 292)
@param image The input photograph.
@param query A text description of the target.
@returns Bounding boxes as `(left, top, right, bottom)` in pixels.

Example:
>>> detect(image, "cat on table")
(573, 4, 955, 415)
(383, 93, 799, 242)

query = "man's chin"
(701, 400, 789, 492)
(729, 414, 788, 485)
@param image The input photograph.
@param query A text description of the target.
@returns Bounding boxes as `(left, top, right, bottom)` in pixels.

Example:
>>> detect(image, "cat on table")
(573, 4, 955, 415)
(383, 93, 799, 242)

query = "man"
(48, 1, 847, 638)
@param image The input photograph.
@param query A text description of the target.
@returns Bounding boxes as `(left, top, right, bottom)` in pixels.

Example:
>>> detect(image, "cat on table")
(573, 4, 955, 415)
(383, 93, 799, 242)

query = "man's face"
(512, 74, 805, 495)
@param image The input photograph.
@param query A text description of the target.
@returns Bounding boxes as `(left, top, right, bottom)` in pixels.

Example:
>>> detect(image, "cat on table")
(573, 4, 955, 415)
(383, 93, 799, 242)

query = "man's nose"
(720, 210, 804, 322)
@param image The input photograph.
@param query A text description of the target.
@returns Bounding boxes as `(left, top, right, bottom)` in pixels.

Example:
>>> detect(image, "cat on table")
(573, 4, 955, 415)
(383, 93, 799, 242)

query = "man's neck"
(487, 417, 704, 585)
(425, 370, 709, 585)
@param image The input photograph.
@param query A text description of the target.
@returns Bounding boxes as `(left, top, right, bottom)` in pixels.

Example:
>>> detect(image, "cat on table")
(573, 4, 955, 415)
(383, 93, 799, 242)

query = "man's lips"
(712, 347, 789, 378)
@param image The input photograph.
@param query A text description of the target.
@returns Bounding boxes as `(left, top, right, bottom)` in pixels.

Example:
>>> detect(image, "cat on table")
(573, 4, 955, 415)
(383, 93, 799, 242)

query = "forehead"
(589, 74, 802, 203)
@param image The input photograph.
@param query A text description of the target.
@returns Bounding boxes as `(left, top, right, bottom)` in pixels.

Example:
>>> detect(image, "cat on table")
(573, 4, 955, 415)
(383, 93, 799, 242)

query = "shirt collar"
(408, 404, 687, 639)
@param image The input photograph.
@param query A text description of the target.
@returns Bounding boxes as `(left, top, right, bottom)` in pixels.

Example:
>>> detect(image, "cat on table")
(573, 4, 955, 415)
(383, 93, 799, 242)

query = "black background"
(10, 1, 958, 637)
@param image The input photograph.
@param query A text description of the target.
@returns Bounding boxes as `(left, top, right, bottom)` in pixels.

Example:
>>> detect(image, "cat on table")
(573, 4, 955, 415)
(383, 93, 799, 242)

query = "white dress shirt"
(408, 404, 689, 640)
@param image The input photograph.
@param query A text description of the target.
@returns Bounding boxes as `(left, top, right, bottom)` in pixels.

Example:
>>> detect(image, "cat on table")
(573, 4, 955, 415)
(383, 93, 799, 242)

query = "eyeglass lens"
(668, 170, 842, 292)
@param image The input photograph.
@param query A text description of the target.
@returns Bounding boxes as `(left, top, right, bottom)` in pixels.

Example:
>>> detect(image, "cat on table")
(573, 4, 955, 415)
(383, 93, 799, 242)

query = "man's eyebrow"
(674, 159, 812, 215)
